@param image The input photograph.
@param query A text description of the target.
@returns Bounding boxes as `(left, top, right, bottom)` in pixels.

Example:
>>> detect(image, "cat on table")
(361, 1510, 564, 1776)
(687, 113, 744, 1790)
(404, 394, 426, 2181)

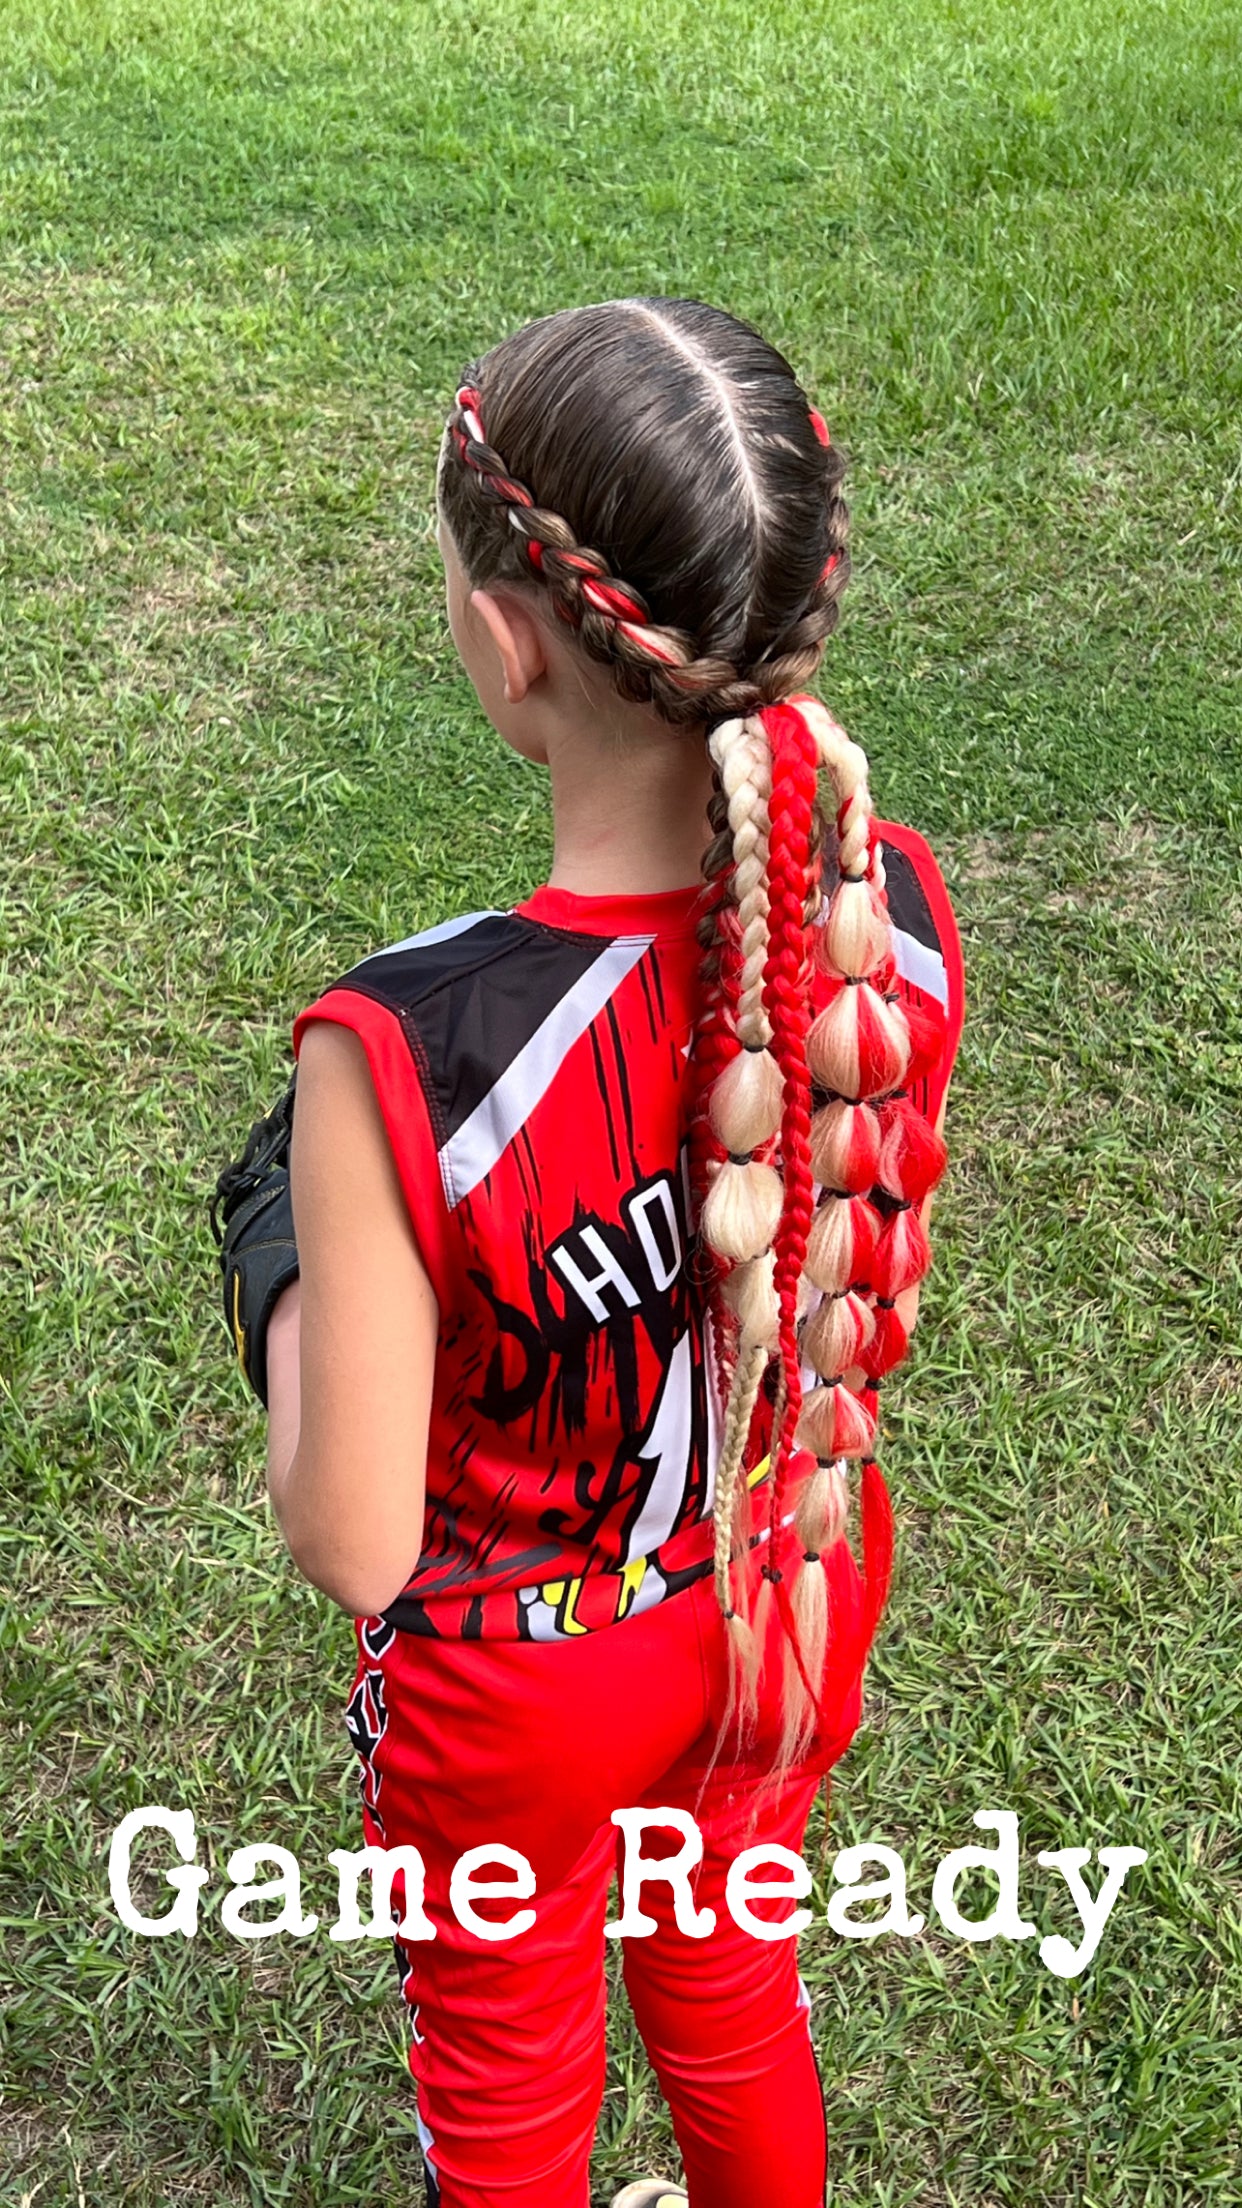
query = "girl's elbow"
(281, 1516, 423, 1619)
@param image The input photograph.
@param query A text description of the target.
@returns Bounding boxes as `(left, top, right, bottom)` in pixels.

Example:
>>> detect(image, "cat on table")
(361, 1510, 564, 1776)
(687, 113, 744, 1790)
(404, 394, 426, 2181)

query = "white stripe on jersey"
(354, 909, 507, 963)
(891, 924, 948, 1006)
(440, 934, 655, 1209)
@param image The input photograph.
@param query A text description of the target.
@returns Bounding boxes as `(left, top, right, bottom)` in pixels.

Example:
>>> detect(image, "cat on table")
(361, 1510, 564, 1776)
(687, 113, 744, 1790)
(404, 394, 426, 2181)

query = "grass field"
(3, 1, 1241, 2202)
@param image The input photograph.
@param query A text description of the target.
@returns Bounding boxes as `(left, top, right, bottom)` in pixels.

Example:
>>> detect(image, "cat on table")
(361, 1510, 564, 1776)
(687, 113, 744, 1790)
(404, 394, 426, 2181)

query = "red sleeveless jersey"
(291, 824, 964, 1641)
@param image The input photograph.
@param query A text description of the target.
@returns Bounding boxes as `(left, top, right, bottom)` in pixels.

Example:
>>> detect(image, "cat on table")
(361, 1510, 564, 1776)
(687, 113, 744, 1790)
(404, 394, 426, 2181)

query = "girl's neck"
(542, 712, 717, 898)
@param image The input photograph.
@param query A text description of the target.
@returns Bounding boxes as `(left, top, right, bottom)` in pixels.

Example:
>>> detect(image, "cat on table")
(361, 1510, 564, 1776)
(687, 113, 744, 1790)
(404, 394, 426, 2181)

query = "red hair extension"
(899, 993, 947, 1088)
(689, 898, 743, 1207)
(796, 1377, 878, 1459)
(859, 1296, 911, 1378)
(812, 926, 898, 995)
(757, 701, 821, 1565)
(580, 577, 650, 623)
(802, 1286, 874, 1377)
(804, 1191, 881, 1296)
(876, 1094, 948, 1205)
(860, 1453, 895, 1644)
(687, 893, 745, 1430)
(806, 975, 910, 1098)
(871, 1204, 932, 1299)
(809, 1098, 882, 1195)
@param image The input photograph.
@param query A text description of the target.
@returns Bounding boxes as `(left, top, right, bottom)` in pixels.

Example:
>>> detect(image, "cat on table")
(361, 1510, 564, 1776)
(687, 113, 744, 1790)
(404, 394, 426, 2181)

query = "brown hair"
(437, 297, 849, 722)
(440, 298, 947, 1767)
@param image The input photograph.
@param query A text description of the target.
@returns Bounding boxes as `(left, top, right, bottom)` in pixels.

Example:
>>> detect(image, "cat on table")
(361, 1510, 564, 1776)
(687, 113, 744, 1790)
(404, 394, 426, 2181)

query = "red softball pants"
(347, 1528, 869, 2208)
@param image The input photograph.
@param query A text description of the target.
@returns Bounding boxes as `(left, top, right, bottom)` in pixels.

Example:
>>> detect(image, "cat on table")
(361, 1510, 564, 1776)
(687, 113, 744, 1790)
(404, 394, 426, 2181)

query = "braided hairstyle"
(438, 300, 948, 1764)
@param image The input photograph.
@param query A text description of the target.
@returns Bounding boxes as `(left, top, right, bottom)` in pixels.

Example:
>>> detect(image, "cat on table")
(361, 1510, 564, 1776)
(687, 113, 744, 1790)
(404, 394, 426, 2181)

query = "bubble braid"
(444, 373, 948, 1768)
(695, 692, 949, 1767)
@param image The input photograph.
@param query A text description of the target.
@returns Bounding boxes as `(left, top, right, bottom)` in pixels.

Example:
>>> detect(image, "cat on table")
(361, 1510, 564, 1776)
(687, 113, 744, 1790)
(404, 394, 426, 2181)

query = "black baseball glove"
(209, 1071, 300, 1410)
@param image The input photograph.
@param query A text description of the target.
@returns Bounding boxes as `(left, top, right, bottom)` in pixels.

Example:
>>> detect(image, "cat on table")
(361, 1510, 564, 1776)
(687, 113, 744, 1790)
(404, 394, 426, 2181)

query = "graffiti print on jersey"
(291, 852, 963, 1641)
(343, 1654, 390, 1837)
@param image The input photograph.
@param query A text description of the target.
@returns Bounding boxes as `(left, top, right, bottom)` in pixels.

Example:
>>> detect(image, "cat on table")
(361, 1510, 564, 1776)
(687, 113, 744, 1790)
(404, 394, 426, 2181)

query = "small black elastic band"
(727, 1150, 753, 1167)
(840, 872, 869, 885)
(722, 1606, 737, 1622)
(761, 1563, 783, 1584)
(803, 1549, 823, 1566)
(843, 973, 864, 986)
(875, 1296, 897, 1310)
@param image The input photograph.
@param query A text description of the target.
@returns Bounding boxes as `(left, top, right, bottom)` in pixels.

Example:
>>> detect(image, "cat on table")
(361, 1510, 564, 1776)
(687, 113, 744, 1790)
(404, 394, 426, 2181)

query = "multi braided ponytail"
(437, 300, 948, 1765)
(696, 692, 948, 1764)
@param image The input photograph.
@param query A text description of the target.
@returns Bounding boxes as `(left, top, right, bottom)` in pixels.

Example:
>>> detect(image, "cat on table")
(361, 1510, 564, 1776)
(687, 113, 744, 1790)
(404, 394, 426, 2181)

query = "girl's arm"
(264, 1275, 303, 1493)
(265, 1020, 439, 1618)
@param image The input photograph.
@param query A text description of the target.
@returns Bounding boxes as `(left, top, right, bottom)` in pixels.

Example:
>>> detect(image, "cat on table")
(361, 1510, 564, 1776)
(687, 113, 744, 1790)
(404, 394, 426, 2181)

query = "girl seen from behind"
(218, 296, 965, 2208)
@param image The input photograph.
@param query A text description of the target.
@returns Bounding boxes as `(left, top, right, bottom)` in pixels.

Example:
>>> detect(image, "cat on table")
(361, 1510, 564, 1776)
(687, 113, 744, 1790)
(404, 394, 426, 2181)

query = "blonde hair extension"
(699, 712, 784, 1724)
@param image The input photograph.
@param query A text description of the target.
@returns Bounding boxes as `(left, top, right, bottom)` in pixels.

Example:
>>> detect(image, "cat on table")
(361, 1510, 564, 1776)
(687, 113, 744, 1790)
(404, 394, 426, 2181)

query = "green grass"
(2, 1, 1240, 2201)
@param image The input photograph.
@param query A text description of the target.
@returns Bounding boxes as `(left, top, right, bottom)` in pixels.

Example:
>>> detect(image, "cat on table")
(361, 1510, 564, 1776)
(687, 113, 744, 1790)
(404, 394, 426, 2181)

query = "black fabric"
(210, 1074, 299, 1410)
(337, 916, 608, 1150)
(882, 843, 940, 954)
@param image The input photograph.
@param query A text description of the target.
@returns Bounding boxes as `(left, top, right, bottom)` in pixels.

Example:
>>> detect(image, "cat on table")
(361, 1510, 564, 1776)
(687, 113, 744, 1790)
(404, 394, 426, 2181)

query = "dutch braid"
(447, 379, 850, 728)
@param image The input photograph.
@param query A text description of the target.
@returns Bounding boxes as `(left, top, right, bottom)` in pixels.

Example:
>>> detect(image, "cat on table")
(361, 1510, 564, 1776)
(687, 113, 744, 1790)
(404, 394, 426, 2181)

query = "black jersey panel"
(337, 916, 609, 1143)
(883, 842, 939, 954)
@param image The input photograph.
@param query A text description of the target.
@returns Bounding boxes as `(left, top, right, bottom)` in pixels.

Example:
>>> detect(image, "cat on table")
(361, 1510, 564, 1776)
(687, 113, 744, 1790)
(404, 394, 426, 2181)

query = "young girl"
(223, 296, 965, 2208)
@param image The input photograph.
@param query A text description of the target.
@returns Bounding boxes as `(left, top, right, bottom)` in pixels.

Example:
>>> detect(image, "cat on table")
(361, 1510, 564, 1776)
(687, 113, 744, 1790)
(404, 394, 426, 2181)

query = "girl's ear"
(469, 587, 549, 705)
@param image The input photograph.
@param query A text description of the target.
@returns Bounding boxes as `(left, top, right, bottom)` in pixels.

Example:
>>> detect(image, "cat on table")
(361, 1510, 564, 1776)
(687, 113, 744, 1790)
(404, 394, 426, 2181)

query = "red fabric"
(292, 884, 724, 1640)
(298, 841, 963, 2203)
(348, 1527, 866, 2208)
(289, 841, 963, 1643)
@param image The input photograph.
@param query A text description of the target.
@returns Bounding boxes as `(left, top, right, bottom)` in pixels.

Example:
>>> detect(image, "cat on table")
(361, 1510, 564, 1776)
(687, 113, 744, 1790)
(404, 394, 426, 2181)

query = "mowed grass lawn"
(3, 0, 1240, 2201)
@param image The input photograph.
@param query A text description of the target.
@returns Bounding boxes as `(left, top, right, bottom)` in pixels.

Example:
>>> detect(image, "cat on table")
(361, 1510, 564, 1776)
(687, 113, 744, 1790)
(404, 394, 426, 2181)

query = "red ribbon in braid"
(450, 385, 681, 667)
(756, 702, 822, 1687)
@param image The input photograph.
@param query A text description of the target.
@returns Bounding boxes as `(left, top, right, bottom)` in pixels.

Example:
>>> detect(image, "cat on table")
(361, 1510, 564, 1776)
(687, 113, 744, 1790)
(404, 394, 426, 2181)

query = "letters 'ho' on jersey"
(291, 825, 965, 1642)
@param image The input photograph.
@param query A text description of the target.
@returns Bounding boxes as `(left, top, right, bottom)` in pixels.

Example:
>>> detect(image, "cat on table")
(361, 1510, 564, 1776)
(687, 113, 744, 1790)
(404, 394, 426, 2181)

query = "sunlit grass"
(2, 2, 1240, 2201)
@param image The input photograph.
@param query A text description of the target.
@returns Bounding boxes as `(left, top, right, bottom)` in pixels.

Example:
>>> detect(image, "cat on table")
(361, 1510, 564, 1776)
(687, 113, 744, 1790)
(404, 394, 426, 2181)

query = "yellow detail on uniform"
(616, 1556, 648, 1620)
(231, 1273, 248, 1372)
(747, 1451, 772, 1489)
(555, 1577, 589, 1636)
